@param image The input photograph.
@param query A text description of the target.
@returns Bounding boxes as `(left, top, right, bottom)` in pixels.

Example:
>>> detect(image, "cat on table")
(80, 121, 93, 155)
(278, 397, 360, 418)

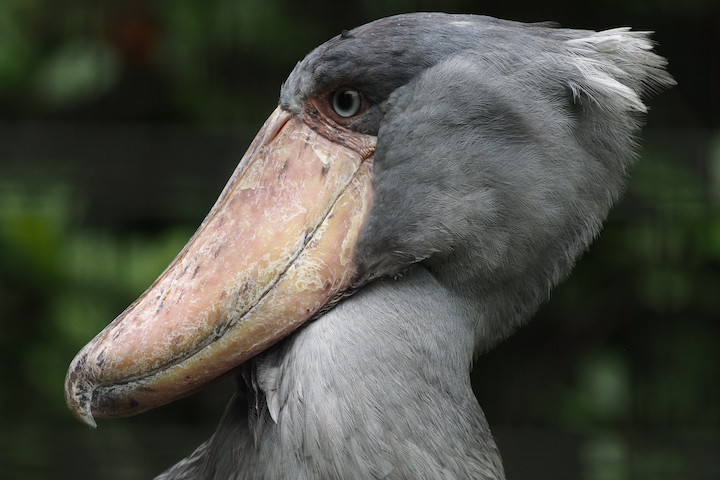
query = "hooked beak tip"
(65, 356, 98, 428)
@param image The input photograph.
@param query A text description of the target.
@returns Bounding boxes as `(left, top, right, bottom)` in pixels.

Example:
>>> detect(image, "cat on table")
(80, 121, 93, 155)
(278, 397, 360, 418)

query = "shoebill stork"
(65, 12, 673, 479)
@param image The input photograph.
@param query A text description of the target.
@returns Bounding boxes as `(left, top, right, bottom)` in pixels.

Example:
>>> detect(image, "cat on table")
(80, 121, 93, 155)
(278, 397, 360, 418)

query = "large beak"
(65, 107, 375, 427)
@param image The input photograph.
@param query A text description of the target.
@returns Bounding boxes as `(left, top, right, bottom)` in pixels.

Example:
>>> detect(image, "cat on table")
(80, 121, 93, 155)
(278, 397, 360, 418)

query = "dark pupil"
(337, 90, 356, 112)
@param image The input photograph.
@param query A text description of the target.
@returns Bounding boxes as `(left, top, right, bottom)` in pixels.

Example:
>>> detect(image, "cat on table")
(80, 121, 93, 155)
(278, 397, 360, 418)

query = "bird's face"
(65, 15, 459, 426)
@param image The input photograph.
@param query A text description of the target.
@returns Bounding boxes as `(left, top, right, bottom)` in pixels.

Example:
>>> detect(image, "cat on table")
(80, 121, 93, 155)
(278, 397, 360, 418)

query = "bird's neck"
(221, 266, 506, 479)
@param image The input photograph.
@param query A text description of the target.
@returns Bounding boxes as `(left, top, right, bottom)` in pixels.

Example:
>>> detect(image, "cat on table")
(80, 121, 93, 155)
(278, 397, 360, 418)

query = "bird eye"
(331, 87, 362, 118)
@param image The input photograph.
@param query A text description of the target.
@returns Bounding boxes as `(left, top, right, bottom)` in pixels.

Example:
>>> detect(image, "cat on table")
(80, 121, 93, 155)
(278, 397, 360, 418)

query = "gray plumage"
(157, 13, 674, 480)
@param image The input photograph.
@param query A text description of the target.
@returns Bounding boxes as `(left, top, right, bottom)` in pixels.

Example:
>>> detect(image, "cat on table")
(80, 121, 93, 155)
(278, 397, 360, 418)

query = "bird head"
(65, 13, 674, 428)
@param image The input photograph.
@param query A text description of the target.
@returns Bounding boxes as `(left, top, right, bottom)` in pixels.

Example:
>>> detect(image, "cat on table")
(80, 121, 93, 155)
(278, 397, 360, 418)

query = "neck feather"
(192, 266, 505, 480)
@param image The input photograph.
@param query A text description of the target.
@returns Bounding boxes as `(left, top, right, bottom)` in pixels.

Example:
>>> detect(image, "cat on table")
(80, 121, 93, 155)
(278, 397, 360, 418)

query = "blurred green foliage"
(0, 181, 193, 419)
(0, 0, 718, 479)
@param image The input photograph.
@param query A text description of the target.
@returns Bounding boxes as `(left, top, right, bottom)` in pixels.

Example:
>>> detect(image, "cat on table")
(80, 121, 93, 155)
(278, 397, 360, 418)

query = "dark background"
(0, 1, 718, 479)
